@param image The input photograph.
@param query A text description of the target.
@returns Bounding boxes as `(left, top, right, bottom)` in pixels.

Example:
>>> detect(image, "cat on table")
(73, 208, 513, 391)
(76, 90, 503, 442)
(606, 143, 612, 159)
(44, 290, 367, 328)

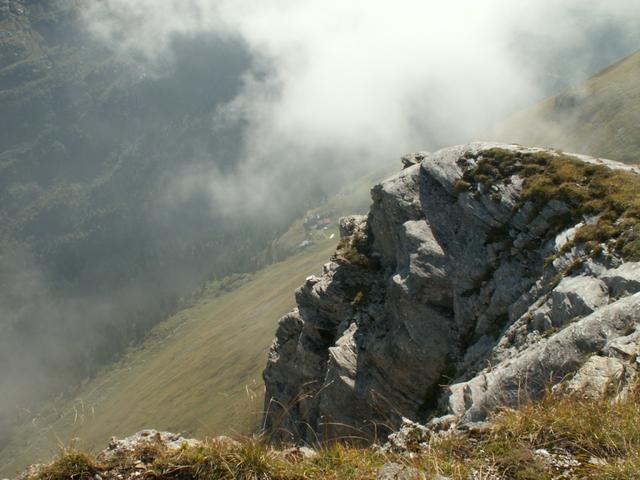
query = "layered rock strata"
(263, 143, 640, 442)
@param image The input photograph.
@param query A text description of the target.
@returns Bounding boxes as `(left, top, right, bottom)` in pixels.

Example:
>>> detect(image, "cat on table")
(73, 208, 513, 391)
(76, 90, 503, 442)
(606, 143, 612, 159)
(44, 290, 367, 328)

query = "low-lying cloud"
(1, 1, 639, 465)
(83, 0, 640, 216)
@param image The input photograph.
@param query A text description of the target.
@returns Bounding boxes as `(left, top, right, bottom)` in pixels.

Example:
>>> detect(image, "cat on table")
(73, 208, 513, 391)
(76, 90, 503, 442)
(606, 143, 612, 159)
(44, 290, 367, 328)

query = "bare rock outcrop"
(263, 143, 640, 443)
(14, 430, 203, 480)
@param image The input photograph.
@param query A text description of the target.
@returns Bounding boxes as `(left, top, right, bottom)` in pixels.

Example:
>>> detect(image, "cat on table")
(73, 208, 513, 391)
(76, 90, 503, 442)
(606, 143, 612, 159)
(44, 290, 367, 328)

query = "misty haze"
(1, 1, 640, 478)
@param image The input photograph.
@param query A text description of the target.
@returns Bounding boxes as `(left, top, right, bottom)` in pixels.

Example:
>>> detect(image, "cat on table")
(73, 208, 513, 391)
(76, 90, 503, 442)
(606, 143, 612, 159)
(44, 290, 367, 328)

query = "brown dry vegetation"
(458, 148, 640, 261)
(32, 384, 640, 480)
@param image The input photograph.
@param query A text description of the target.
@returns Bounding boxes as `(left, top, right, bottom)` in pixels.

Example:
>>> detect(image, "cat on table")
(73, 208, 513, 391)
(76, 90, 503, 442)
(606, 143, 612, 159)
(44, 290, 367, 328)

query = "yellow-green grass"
(0, 241, 336, 476)
(0, 163, 396, 477)
(29, 385, 640, 480)
(495, 50, 640, 164)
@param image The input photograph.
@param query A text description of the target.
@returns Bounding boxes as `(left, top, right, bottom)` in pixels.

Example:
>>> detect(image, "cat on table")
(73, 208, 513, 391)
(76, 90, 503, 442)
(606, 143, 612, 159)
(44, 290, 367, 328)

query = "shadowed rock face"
(263, 143, 640, 443)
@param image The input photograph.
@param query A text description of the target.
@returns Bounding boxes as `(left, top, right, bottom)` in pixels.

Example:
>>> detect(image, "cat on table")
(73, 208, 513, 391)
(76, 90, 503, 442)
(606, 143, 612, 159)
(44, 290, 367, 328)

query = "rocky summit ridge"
(263, 142, 640, 443)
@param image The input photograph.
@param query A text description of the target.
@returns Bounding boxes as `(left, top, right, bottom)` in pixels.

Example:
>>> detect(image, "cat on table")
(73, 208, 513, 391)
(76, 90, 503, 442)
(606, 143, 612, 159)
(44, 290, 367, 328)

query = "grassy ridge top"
(29, 385, 640, 480)
(496, 50, 640, 164)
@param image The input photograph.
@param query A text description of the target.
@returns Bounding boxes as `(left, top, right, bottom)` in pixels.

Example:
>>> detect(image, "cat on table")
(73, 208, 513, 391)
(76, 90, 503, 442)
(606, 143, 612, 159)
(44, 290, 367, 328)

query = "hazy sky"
(81, 0, 640, 215)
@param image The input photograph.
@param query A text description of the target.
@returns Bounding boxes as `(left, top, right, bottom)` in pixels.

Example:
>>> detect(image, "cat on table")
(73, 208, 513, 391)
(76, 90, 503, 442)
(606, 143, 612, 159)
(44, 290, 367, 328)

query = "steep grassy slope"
(0, 241, 335, 476)
(0, 164, 392, 476)
(496, 50, 640, 163)
(0, 0, 366, 442)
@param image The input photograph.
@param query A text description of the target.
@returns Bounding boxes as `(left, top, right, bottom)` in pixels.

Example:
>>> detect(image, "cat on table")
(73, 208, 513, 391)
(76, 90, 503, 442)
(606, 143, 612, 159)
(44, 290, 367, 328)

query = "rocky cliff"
(263, 143, 640, 443)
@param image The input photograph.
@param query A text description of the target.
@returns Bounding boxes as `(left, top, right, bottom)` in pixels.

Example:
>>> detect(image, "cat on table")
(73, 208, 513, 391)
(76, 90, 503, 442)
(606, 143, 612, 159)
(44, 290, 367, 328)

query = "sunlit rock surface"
(263, 143, 640, 442)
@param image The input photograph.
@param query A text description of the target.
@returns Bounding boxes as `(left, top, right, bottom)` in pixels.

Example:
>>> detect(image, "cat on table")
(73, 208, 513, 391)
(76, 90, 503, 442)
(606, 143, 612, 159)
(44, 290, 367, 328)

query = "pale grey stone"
(262, 143, 640, 443)
(376, 462, 428, 480)
(600, 262, 640, 298)
(565, 355, 627, 399)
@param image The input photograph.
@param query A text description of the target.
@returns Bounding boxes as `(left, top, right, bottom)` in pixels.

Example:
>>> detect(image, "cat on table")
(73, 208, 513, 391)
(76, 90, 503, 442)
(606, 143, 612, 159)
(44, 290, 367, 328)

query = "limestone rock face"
(565, 355, 629, 400)
(263, 143, 640, 443)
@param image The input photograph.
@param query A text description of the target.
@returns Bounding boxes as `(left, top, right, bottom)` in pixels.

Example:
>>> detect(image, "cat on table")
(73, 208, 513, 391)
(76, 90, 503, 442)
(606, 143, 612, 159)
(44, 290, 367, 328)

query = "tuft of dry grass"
(30, 384, 640, 480)
(491, 386, 640, 463)
(36, 450, 97, 480)
(459, 148, 640, 261)
(150, 439, 278, 480)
